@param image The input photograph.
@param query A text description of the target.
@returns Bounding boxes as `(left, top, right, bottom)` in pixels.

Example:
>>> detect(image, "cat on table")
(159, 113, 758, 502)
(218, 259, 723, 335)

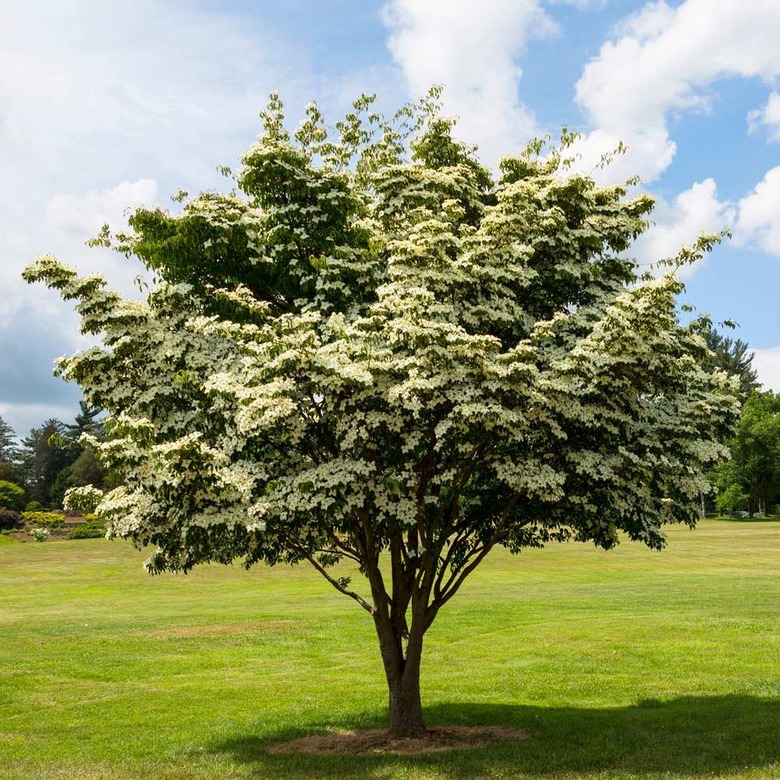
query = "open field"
(1, 520, 779, 779)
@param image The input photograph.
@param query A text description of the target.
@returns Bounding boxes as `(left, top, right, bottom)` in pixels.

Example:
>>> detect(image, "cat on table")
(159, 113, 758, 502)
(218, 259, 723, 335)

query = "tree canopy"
(716, 391, 780, 516)
(24, 91, 739, 736)
(0, 479, 25, 511)
(19, 419, 74, 506)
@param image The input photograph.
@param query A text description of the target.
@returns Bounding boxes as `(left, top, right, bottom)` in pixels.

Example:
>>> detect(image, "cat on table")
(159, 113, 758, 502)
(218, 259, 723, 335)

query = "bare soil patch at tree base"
(266, 725, 530, 755)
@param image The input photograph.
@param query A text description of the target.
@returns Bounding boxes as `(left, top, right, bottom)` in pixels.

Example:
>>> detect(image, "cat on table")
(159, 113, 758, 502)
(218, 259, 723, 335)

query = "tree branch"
(433, 527, 471, 597)
(356, 508, 391, 617)
(300, 549, 374, 614)
(433, 542, 494, 611)
(323, 527, 363, 563)
(315, 546, 362, 565)
(434, 494, 524, 608)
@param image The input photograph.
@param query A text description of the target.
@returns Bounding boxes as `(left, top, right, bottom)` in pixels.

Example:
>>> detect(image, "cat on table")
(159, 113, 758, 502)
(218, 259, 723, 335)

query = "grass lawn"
(1, 519, 779, 779)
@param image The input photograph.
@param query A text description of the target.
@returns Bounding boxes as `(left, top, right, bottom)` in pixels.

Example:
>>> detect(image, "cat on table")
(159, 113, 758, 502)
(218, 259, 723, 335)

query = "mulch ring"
(266, 725, 530, 756)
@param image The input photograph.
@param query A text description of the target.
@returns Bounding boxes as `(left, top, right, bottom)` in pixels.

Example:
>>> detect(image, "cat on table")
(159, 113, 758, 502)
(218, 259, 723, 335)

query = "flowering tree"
(25, 92, 738, 737)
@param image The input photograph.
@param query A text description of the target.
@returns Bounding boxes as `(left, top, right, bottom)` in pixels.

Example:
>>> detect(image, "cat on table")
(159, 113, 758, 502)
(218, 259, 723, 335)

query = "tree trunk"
(387, 664, 425, 737)
(375, 617, 426, 737)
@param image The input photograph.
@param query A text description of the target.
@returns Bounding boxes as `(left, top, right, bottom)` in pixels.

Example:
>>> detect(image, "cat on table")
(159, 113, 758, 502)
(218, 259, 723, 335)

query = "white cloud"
(40, 179, 161, 300)
(0, 2, 299, 193)
(548, 0, 608, 8)
(574, 0, 780, 182)
(630, 179, 734, 279)
(382, 0, 558, 166)
(0, 401, 82, 442)
(748, 92, 780, 142)
(735, 166, 780, 256)
(571, 128, 677, 186)
(752, 346, 780, 393)
(45, 180, 159, 240)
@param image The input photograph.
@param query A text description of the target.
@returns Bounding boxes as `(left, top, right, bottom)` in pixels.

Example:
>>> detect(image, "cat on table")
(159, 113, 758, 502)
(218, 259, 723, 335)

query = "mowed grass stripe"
(1, 519, 779, 779)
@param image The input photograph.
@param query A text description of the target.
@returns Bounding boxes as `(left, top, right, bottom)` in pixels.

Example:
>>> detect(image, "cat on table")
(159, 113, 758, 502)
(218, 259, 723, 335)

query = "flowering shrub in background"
(63, 485, 105, 513)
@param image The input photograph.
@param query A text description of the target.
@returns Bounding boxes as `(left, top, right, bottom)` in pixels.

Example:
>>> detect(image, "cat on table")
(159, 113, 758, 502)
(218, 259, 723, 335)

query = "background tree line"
(0, 402, 114, 511)
(691, 319, 779, 517)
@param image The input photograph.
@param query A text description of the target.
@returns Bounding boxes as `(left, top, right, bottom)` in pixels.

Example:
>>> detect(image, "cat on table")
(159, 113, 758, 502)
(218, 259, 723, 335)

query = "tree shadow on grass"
(214, 695, 780, 778)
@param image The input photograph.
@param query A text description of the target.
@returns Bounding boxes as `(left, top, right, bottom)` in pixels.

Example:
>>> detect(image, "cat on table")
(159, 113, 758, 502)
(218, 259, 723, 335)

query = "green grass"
(1, 520, 779, 779)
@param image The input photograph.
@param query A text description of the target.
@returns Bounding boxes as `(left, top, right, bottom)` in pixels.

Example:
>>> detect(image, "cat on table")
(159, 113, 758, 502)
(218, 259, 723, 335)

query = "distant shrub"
(21, 511, 64, 528)
(716, 484, 749, 515)
(25, 500, 42, 512)
(31, 527, 50, 542)
(0, 508, 22, 531)
(0, 480, 25, 511)
(68, 520, 107, 540)
(63, 485, 104, 513)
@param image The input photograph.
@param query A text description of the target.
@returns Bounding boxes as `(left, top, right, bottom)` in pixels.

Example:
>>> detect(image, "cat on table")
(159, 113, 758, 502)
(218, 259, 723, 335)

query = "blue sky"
(2, 0, 779, 438)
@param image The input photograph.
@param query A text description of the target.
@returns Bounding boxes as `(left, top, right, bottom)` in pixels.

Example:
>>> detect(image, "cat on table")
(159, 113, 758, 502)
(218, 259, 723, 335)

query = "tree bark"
(375, 614, 427, 737)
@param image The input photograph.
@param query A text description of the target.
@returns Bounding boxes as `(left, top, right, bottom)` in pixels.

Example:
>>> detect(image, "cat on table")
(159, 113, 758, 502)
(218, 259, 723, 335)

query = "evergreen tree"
(19, 419, 75, 506)
(58, 401, 110, 496)
(0, 416, 20, 484)
(690, 318, 759, 401)
(65, 401, 105, 443)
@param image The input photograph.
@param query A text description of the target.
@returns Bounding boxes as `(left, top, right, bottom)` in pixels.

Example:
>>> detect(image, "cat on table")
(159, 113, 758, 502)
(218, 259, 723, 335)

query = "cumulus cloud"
(735, 166, 780, 256)
(0, 2, 297, 211)
(574, 0, 780, 182)
(629, 179, 734, 278)
(752, 346, 780, 393)
(382, 0, 558, 166)
(40, 179, 161, 299)
(45, 180, 159, 240)
(548, 0, 607, 7)
(748, 93, 780, 142)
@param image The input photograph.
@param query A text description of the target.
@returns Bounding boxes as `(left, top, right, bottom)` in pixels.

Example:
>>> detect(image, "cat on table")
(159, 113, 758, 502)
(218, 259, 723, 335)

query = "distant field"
(1, 520, 779, 780)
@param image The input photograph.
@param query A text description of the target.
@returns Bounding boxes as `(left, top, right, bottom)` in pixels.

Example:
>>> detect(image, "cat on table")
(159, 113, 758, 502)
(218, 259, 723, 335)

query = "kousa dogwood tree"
(25, 91, 739, 737)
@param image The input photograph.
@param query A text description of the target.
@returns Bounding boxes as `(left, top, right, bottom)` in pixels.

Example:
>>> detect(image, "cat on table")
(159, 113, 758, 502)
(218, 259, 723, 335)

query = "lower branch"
(301, 549, 374, 614)
(434, 495, 525, 607)
(434, 542, 495, 608)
